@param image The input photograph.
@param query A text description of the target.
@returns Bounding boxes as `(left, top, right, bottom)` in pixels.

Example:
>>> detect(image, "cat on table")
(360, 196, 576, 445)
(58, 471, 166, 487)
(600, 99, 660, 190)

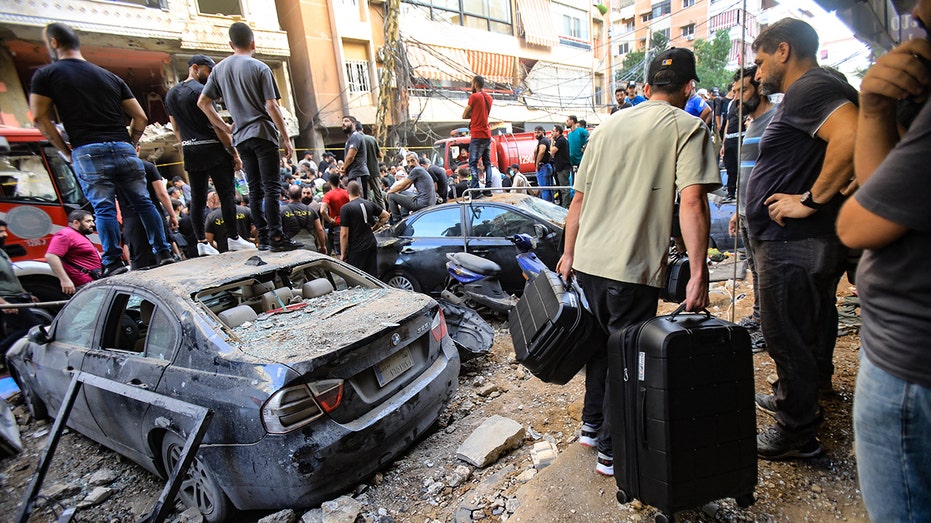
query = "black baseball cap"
(648, 48, 700, 86)
(188, 54, 216, 68)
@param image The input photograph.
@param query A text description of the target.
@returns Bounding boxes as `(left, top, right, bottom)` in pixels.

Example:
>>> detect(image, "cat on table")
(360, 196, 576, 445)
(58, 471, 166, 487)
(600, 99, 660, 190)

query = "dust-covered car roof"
(103, 250, 334, 296)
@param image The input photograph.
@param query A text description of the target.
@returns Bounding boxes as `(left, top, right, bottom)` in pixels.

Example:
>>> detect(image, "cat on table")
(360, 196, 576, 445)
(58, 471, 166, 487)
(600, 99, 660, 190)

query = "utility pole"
(642, 28, 652, 85)
(375, 0, 400, 146)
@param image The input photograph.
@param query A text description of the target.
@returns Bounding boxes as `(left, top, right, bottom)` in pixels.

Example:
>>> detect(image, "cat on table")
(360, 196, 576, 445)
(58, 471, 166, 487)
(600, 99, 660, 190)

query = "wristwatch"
(799, 190, 823, 210)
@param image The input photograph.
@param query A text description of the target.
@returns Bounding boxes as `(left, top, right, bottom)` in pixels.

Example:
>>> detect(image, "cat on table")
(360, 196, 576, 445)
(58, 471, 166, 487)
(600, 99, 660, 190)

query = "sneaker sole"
(758, 443, 823, 461)
(595, 466, 614, 476)
(578, 437, 597, 448)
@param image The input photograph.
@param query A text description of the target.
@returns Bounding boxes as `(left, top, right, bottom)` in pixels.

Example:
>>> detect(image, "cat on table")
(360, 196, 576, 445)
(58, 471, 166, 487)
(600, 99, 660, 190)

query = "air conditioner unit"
(685, 35, 695, 41)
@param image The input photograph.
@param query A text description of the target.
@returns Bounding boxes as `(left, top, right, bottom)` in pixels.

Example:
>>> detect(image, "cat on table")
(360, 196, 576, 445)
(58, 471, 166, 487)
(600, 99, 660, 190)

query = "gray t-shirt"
(344, 131, 369, 179)
(202, 55, 281, 147)
(408, 166, 437, 207)
(854, 99, 931, 389)
(737, 104, 777, 216)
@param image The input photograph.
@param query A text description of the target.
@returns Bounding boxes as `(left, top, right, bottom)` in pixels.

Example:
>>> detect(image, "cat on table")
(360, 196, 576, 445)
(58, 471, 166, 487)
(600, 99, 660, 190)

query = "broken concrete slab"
(77, 486, 113, 509)
(176, 507, 204, 523)
(456, 415, 525, 468)
(258, 508, 297, 523)
(321, 495, 362, 523)
(300, 508, 322, 523)
(0, 397, 22, 457)
(87, 468, 119, 487)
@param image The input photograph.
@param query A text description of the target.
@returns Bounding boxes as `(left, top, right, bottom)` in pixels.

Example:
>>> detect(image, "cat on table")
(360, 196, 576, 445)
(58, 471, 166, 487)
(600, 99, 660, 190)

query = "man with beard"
(836, 1, 931, 518)
(727, 65, 775, 352)
(340, 116, 370, 199)
(747, 18, 858, 460)
(29, 23, 174, 276)
(205, 192, 256, 253)
(340, 181, 389, 274)
(281, 185, 327, 253)
(166, 54, 253, 257)
(45, 210, 102, 294)
(387, 153, 437, 223)
(198, 22, 300, 252)
(0, 220, 42, 357)
(463, 75, 493, 189)
(358, 124, 385, 207)
(422, 157, 448, 204)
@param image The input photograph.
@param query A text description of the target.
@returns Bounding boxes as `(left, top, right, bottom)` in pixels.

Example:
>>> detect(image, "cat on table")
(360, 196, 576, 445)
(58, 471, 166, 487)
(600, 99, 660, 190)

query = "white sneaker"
(197, 242, 220, 256)
(227, 236, 255, 251)
(579, 423, 599, 448)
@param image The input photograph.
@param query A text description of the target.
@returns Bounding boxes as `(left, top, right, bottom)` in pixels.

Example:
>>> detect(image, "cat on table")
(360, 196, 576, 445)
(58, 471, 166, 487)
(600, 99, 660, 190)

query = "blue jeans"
(536, 164, 554, 202)
(855, 353, 931, 522)
(238, 137, 283, 240)
(468, 138, 492, 189)
(71, 142, 170, 266)
(576, 272, 659, 456)
(752, 236, 844, 438)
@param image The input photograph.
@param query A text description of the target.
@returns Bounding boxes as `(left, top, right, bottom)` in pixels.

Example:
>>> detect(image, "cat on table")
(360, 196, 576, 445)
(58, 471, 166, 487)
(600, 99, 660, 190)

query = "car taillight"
(309, 379, 344, 413)
(262, 384, 323, 434)
(432, 308, 448, 342)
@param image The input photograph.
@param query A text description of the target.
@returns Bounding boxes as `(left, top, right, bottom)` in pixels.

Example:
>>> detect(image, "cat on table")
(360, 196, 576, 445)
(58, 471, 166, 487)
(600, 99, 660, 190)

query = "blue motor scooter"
(440, 233, 548, 314)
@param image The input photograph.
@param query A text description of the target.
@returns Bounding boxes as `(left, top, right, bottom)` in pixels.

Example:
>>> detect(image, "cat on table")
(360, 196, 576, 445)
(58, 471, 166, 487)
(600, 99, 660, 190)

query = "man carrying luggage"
(557, 48, 719, 476)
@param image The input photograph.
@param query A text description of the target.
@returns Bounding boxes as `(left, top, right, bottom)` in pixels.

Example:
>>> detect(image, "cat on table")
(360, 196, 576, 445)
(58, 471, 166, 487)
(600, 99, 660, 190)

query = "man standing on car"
(340, 116, 370, 200)
(166, 54, 254, 256)
(45, 210, 102, 294)
(198, 22, 300, 252)
(746, 18, 858, 460)
(29, 22, 175, 276)
(534, 125, 554, 202)
(0, 221, 42, 357)
(557, 48, 719, 477)
(340, 180, 389, 275)
(463, 75, 493, 189)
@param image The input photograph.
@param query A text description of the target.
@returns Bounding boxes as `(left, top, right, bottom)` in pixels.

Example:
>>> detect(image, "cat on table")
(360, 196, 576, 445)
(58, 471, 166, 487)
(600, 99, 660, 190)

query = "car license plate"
(375, 348, 413, 387)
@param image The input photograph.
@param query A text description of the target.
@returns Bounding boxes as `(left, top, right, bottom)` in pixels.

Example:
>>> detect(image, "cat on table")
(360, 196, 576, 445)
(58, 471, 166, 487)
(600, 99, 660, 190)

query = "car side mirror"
(27, 325, 50, 344)
(533, 223, 549, 239)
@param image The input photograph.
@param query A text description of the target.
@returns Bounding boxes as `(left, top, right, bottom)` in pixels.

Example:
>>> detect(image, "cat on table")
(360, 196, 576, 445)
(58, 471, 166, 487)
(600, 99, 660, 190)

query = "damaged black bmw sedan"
(6, 250, 460, 522)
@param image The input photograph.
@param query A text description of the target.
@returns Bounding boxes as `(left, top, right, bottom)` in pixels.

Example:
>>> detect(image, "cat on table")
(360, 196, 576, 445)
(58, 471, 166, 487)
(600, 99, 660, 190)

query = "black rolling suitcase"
(508, 269, 605, 385)
(608, 305, 757, 521)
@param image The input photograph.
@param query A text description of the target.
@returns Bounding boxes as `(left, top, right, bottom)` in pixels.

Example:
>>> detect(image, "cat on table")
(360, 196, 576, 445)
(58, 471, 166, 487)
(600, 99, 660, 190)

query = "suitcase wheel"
(615, 489, 630, 504)
(736, 493, 756, 508)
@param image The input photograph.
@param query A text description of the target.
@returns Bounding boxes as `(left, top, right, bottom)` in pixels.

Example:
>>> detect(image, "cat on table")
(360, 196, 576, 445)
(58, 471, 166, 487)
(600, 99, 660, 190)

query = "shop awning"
(465, 50, 517, 85)
(406, 44, 475, 83)
(516, 0, 557, 47)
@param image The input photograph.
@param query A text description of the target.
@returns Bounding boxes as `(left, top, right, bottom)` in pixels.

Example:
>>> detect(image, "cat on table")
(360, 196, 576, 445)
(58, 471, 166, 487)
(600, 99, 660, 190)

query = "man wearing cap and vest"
(557, 47, 719, 477)
(166, 54, 255, 256)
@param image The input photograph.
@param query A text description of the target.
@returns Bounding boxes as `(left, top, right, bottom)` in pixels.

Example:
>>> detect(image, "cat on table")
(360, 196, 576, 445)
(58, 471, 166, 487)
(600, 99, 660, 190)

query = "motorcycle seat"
(448, 252, 502, 276)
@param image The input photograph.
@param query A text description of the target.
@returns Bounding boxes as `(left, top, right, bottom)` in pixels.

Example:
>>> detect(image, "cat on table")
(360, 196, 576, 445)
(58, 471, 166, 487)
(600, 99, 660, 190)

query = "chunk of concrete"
(258, 509, 297, 523)
(456, 415, 525, 468)
(176, 507, 205, 523)
(77, 486, 113, 509)
(530, 440, 558, 470)
(321, 495, 362, 523)
(87, 468, 119, 487)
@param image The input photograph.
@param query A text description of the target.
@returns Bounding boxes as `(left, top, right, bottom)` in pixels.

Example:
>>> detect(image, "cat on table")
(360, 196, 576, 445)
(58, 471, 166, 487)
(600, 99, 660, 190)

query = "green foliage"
(693, 30, 734, 91)
(616, 32, 670, 84)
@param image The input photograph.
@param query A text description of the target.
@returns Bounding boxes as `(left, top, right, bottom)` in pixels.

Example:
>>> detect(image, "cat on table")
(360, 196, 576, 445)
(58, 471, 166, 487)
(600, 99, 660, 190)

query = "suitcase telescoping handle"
(666, 303, 712, 321)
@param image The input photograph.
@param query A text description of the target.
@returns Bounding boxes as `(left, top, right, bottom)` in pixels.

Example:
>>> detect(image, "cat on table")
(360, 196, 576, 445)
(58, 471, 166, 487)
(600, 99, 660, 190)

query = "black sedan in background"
(376, 194, 568, 296)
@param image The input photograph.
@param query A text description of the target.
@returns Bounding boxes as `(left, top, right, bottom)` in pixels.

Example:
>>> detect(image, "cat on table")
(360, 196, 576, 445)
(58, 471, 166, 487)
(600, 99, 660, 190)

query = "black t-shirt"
(344, 132, 369, 179)
(450, 180, 470, 199)
(746, 68, 859, 241)
(855, 99, 931, 388)
(165, 79, 230, 171)
(205, 205, 253, 252)
(724, 99, 746, 140)
(29, 59, 134, 148)
(280, 200, 320, 239)
(552, 135, 570, 171)
(536, 137, 552, 165)
(427, 165, 448, 202)
(340, 198, 383, 252)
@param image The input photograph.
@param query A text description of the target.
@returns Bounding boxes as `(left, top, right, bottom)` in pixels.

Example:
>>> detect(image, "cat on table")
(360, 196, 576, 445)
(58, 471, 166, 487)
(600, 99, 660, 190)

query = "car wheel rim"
(388, 275, 414, 291)
(168, 443, 216, 516)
